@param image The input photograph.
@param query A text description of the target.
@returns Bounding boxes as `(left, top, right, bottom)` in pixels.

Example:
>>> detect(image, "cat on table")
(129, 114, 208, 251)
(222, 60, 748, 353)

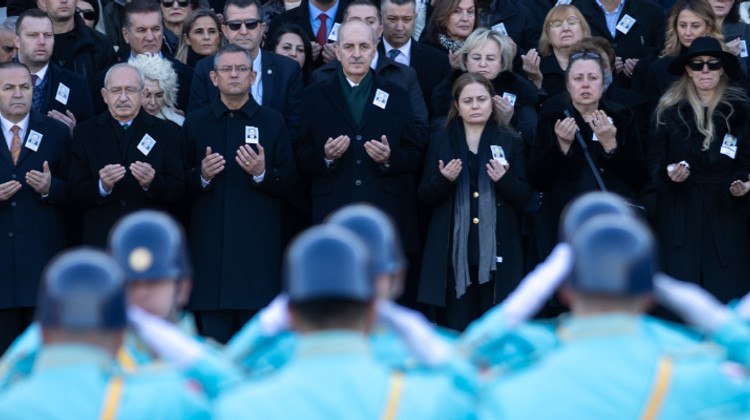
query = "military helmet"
(39, 248, 127, 329)
(285, 225, 373, 303)
(568, 214, 655, 295)
(560, 192, 634, 242)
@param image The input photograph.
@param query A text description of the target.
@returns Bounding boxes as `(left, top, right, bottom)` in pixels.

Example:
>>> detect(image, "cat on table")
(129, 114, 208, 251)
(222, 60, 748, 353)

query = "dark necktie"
(388, 49, 400, 60)
(316, 14, 328, 47)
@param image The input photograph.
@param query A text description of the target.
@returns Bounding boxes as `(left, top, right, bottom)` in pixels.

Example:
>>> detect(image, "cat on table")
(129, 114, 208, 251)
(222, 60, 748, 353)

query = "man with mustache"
(296, 19, 422, 256)
(68, 63, 184, 247)
(14, 9, 94, 137)
(0, 61, 72, 354)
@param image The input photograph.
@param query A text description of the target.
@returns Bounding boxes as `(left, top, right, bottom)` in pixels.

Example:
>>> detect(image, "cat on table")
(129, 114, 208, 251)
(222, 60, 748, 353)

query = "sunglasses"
(76, 8, 96, 21)
(161, 0, 190, 7)
(688, 58, 722, 71)
(225, 19, 261, 31)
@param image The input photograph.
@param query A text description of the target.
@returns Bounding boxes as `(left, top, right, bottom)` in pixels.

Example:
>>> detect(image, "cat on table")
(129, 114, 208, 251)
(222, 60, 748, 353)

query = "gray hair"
(457, 28, 514, 73)
(0, 16, 18, 32)
(336, 19, 377, 46)
(213, 43, 253, 70)
(129, 53, 179, 110)
(104, 63, 146, 89)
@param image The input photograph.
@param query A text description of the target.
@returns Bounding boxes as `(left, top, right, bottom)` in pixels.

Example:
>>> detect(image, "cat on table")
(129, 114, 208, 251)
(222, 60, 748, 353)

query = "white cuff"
(253, 170, 266, 183)
(98, 179, 112, 197)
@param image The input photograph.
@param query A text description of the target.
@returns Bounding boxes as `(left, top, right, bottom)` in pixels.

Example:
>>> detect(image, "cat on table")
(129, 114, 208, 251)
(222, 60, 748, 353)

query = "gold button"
(472, 191, 479, 198)
(472, 217, 479, 224)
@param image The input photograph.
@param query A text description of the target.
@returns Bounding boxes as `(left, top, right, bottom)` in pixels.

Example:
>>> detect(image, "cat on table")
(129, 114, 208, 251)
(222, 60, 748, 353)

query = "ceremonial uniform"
(216, 332, 476, 420)
(0, 344, 211, 420)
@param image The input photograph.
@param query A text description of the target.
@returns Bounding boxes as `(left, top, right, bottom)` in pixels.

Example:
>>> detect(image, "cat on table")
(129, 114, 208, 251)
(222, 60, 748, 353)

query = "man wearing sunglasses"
(119, 0, 193, 113)
(188, 0, 303, 141)
(14, 10, 95, 136)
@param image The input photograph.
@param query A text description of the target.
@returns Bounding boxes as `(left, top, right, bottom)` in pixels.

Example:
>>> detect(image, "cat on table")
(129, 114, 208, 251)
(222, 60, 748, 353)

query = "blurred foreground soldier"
(0, 61, 71, 354)
(215, 225, 475, 419)
(69, 63, 184, 247)
(0, 248, 211, 419)
(476, 214, 750, 419)
(226, 204, 453, 374)
(183, 43, 297, 343)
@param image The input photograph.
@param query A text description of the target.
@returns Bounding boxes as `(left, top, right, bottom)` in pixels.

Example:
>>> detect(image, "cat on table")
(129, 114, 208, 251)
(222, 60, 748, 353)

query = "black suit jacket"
(41, 64, 96, 124)
(310, 55, 428, 142)
(267, 0, 350, 69)
(188, 50, 303, 140)
(377, 40, 451, 119)
(296, 71, 424, 251)
(0, 111, 71, 308)
(69, 109, 184, 246)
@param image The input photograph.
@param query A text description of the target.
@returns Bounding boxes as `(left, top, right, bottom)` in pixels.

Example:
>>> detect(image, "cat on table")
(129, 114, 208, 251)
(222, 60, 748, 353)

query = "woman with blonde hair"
(633, 0, 723, 108)
(432, 28, 538, 147)
(649, 36, 750, 302)
(521, 4, 591, 100)
(130, 53, 185, 126)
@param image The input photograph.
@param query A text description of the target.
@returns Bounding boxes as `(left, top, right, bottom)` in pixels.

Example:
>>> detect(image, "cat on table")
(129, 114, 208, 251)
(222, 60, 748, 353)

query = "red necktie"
(316, 13, 328, 47)
(10, 125, 21, 165)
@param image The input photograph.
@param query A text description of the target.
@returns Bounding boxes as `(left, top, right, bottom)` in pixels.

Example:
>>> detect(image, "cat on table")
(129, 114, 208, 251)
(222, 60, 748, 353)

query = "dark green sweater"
(337, 69, 373, 126)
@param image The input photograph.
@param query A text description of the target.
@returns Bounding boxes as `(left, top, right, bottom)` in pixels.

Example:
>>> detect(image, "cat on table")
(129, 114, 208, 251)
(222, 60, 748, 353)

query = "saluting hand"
(130, 161, 155, 190)
(0, 180, 21, 201)
(201, 146, 225, 181)
(99, 164, 126, 192)
(25, 160, 52, 195)
(365, 135, 390, 164)
(236, 143, 265, 177)
(439, 159, 462, 182)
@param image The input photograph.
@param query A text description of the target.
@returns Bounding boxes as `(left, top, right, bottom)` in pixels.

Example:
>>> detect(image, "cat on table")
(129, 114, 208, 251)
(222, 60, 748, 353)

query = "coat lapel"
(260, 50, 276, 109)
(14, 111, 45, 167)
(320, 71, 358, 129)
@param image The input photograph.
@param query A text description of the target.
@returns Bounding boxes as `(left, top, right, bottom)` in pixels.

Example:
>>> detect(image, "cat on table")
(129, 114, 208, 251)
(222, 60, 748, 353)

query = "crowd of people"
(2, 0, 750, 398)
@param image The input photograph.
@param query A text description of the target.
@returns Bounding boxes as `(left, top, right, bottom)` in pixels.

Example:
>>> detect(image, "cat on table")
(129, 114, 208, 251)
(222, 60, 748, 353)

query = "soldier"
(0, 248, 211, 419)
(215, 224, 475, 419)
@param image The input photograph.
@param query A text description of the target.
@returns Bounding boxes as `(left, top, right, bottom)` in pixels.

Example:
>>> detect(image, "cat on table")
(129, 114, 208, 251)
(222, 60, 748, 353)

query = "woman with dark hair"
(521, 5, 591, 101)
(264, 24, 313, 84)
(421, 0, 479, 54)
(709, 0, 750, 77)
(76, 0, 99, 29)
(649, 36, 750, 302)
(419, 72, 531, 330)
(528, 51, 646, 263)
(632, 0, 723, 108)
(175, 8, 223, 66)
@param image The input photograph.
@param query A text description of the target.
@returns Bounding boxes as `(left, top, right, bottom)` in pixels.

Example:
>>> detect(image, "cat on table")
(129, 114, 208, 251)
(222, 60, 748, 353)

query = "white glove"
(736, 290, 750, 321)
(376, 300, 451, 367)
(654, 273, 730, 333)
(501, 242, 573, 329)
(127, 306, 205, 369)
(258, 293, 290, 337)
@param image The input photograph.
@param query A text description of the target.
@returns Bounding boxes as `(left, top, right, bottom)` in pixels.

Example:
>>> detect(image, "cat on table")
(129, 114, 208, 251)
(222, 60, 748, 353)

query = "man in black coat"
(119, 0, 193, 113)
(183, 44, 298, 343)
(15, 10, 95, 136)
(38, 0, 117, 84)
(189, 0, 303, 140)
(69, 63, 184, 247)
(378, 0, 449, 121)
(572, 0, 665, 88)
(478, 0, 540, 53)
(310, 1, 428, 141)
(297, 20, 423, 254)
(267, 0, 349, 69)
(0, 62, 72, 353)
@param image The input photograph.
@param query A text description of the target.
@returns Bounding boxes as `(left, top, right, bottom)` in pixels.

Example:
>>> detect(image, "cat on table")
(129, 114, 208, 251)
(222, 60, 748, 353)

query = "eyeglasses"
(688, 58, 722, 71)
(225, 19, 261, 31)
(76, 8, 96, 21)
(550, 17, 580, 29)
(570, 52, 600, 60)
(161, 0, 190, 7)
(217, 64, 252, 74)
(107, 87, 141, 96)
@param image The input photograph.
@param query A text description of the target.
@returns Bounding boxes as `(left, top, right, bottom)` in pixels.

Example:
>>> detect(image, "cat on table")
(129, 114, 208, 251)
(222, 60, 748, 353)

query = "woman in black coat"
(649, 36, 750, 302)
(528, 51, 647, 262)
(418, 73, 531, 330)
(431, 28, 539, 149)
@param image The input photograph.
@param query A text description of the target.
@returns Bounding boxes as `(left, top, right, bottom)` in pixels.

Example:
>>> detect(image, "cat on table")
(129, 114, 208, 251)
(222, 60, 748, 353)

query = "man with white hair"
(68, 63, 184, 247)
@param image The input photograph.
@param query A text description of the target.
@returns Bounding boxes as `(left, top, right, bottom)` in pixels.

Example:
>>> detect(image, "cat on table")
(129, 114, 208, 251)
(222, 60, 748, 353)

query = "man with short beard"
(68, 63, 184, 247)
(14, 9, 94, 136)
